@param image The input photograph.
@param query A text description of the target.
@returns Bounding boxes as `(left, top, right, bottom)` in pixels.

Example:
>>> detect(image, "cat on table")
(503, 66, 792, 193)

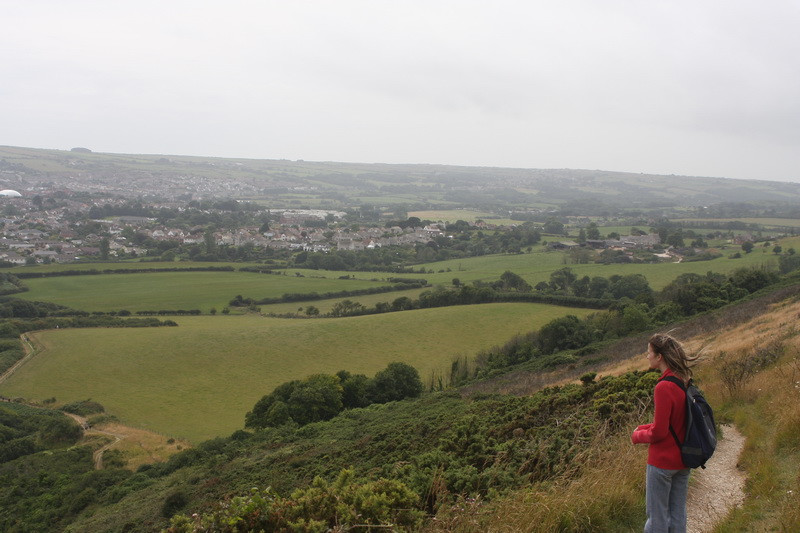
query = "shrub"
(166, 470, 423, 532)
(162, 490, 189, 518)
(61, 399, 105, 416)
(368, 362, 424, 404)
(718, 341, 783, 396)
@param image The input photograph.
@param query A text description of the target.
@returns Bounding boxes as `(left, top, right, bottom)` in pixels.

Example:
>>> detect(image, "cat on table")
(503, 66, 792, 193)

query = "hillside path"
(0, 334, 40, 385)
(686, 424, 746, 533)
(64, 412, 128, 469)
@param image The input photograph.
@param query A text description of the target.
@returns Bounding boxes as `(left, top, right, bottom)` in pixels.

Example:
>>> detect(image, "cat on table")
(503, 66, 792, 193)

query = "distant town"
(0, 187, 769, 268)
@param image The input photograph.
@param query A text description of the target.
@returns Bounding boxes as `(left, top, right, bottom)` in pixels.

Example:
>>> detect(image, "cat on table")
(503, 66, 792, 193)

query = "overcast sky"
(2, 1, 799, 182)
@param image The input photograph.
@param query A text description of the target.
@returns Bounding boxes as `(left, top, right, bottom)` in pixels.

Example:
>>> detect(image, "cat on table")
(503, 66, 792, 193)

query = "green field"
(259, 287, 429, 315)
(408, 210, 517, 225)
(418, 245, 781, 289)
(9, 238, 787, 314)
(674, 217, 800, 228)
(12, 270, 392, 312)
(0, 304, 591, 442)
(1, 239, 791, 443)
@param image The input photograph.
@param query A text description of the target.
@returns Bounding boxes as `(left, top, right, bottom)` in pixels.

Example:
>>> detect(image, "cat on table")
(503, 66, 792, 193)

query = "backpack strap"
(659, 375, 687, 447)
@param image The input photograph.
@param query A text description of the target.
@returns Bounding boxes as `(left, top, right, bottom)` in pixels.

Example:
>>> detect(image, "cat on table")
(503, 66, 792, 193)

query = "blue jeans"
(644, 464, 691, 533)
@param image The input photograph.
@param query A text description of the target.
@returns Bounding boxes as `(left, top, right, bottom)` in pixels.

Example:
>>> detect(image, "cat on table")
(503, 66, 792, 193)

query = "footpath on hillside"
(0, 334, 40, 385)
(64, 412, 127, 469)
(686, 424, 746, 533)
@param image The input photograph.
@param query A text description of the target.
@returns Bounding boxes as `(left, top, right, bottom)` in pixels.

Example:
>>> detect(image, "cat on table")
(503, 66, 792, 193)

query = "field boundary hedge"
(231, 281, 428, 307)
(10, 266, 236, 279)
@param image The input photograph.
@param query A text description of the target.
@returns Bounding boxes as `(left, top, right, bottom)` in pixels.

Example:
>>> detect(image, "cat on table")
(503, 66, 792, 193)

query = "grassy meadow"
(408, 210, 518, 225)
(12, 270, 392, 312)
(1, 235, 792, 443)
(259, 287, 429, 315)
(0, 303, 592, 442)
(9, 232, 792, 312)
(418, 243, 782, 289)
(674, 217, 800, 228)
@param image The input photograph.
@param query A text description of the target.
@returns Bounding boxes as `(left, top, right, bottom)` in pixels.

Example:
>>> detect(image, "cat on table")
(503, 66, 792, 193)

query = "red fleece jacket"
(632, 369, 687, 470)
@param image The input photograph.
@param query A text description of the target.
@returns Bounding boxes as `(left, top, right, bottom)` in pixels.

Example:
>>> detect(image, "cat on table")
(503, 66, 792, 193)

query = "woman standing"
(632, 333, 697, 533)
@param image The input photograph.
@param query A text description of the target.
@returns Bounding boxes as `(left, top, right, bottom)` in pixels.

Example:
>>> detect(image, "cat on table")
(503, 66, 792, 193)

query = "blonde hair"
(649, 333, 698, 381)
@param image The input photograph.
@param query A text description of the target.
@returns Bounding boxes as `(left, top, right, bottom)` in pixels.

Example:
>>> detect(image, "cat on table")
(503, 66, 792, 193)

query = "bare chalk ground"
(687, 424, 746, 533)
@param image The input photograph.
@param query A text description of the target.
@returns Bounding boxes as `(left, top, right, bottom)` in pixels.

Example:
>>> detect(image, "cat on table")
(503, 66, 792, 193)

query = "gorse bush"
(166, 470, 423, 532)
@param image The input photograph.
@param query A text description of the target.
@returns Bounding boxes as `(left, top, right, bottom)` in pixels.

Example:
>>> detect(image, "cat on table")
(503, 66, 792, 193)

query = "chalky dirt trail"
(686, 424, 746, 533)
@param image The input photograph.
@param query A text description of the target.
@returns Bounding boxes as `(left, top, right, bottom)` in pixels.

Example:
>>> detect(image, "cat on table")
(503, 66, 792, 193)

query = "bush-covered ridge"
(17, 370, 657, 533)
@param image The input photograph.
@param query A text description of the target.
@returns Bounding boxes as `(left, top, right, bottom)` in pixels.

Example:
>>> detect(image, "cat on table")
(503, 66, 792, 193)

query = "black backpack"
(660, 376, 717, 469)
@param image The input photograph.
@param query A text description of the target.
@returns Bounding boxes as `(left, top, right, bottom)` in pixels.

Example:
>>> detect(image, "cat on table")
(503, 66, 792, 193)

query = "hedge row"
(230, 282, 428, 306)
(11, 266, 235, 279)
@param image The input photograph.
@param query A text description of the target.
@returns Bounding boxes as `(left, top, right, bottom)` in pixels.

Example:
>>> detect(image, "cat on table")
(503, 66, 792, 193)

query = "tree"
(779, 254, 800, 274)
(549, 267, 577, 294)
(586, 222, 601, 240)
(287, 374, 343, 425)
(499, 270, 532, 292)
(337, 370, 371, 409)
(572, 275, 591, 297)
(588, 276, 611, 299)
(543, 218, 565, 235)
(665, 230, 684, 248)
(659, 272, 739, 316)
(329, 300, 365, 317)
(620, 304, 651, 335)
(729, 267, 777, 293)
(538, 315, 594, 354)
(99, 238, 111, 260)
(741, 241, 754, 254)
(246, 374, 344, 428)
(391, 296, 414, 311)
(609, 274, 652, 300)
(368, 362, 423, 404)
(204, 229, 217, 255)
(245, 380, 300, 428)
(773, 245, 782, 254)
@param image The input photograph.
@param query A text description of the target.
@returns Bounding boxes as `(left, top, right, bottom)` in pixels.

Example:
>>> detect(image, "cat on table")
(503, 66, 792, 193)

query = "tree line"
(11, 266, 236, 279)
(460, 265, 782, 384)
(229, 279, 428, 308)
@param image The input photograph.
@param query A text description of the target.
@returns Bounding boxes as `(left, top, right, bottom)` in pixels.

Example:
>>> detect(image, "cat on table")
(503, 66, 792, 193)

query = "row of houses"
(0, 216, 449, 263)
